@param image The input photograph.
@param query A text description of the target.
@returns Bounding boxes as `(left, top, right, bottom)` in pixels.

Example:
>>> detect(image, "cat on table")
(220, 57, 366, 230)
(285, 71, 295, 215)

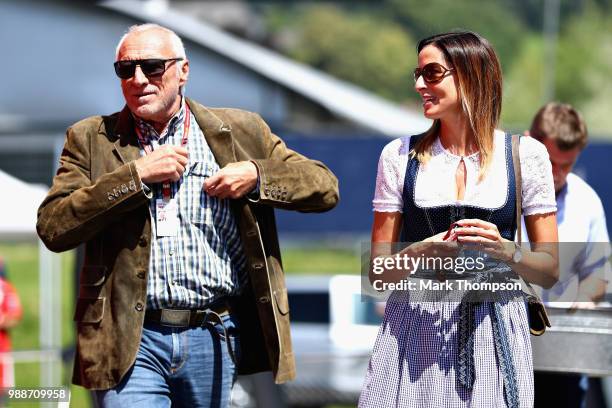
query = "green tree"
(270, 4, 418, 102)
(386, 0, 527, 70)
(557, 9, 612, 134)
(501, 35, 545, 129)
(555, 11, 601, 106)
(260, 0, 612, 137)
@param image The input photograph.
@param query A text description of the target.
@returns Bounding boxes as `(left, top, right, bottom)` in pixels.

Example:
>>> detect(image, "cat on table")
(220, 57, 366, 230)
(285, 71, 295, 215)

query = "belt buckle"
(159, 309, 191, 327)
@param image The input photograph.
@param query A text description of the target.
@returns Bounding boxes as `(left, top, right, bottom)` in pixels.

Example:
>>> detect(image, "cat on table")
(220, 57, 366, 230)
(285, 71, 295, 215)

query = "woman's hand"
(370, 213, 460, 283)
(450, 218, 514, 262)
(424, 230, 451, 242)
(450, 216, 559, 289)
(404, 231, 461, 258)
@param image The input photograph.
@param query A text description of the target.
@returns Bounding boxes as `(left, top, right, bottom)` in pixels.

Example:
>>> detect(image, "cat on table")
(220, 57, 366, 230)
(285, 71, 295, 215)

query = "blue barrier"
(274, 135, 612, 238)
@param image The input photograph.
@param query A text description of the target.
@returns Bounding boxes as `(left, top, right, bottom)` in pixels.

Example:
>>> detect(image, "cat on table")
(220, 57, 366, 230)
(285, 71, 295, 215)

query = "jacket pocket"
(269, 258, 290, 315)
(79, 265, 107, 286)
(188, 161, 215, 178)
(273, 287, 290, 316)
(74, 297, 105, 323)
(185, 161, 217, 225)
(78, 265, 107, 299)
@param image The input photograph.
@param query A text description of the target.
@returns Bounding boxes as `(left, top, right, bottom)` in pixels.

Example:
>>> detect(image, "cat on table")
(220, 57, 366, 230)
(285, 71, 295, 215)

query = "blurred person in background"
(37, 23, 338, 408)
(359, 31, 558, 407)
(526, 102, 611, 408)
(0, 257, 23, 406)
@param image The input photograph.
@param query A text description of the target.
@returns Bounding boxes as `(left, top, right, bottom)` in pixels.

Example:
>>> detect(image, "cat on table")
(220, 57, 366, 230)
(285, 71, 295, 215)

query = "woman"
(358, 31, 558, 407)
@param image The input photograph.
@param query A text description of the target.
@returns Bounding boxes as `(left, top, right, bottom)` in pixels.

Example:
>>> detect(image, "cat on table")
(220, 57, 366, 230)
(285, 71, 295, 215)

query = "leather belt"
(144, 301, 231, 328)
(144, 300, 237, 365)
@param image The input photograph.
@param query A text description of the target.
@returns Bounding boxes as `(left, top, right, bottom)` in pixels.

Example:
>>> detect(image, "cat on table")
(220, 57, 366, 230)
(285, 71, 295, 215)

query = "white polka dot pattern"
(358, 294, 534, 407)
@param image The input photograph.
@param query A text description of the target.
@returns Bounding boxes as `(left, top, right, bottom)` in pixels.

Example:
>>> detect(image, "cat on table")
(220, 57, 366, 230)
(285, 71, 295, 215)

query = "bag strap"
(511, 134, 542, 300)
(511, 134, 522, 246)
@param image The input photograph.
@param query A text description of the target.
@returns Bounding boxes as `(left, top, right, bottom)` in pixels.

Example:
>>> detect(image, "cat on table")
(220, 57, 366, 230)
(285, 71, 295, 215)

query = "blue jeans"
(93, 313, 240, 408)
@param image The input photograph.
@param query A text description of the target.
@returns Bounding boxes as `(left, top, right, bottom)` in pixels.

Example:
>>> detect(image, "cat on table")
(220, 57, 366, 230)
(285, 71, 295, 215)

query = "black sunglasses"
(413, 62, 454, 84)
(113, 58, 183, 79)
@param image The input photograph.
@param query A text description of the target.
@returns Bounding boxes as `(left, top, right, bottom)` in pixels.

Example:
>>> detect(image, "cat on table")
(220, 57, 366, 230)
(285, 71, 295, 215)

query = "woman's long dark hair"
(413, 31, 503, 179)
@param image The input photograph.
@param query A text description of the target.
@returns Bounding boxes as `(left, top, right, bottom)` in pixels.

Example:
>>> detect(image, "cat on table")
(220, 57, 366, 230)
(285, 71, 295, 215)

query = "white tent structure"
(0, 169, 62, 389)
(0, 170, 47, 240)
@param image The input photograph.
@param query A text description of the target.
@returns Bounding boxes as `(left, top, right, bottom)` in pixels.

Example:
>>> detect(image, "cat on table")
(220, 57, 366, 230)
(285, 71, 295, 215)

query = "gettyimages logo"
(371, 253, 486, 275)
(360, 241, 611, 304)
(361, 242, 525, 302)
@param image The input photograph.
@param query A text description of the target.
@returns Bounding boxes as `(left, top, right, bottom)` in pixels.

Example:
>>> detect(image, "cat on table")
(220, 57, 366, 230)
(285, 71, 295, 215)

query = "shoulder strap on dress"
(408, 133, 426, 151)
(512, 134, 548, 317)
(511, 133, 522, 245)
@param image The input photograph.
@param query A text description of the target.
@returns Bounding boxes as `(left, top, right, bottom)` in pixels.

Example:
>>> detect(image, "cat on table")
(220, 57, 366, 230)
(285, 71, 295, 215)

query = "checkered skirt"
(358, 290, 533, 407)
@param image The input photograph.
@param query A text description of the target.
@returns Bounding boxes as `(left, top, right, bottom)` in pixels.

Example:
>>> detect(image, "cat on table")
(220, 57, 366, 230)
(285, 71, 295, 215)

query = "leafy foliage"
(278, 4, 417, 102)
(387, 0, 526, 68)
(260, 0, 612, 135)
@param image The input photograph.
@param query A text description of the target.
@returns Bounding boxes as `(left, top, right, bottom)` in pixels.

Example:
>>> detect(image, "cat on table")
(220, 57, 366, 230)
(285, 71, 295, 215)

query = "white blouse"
(373, 130, 557, 216)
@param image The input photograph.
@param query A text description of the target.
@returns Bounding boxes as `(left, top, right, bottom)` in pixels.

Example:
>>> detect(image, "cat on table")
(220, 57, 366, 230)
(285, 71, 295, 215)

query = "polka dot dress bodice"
(400, 133, 517, 242)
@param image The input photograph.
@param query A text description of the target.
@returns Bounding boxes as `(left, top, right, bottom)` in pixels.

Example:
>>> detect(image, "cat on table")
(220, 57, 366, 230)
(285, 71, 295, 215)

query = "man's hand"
(204, 161, 258, 199)
(570, 275, 608, 310)
(135, 145, 189, 184)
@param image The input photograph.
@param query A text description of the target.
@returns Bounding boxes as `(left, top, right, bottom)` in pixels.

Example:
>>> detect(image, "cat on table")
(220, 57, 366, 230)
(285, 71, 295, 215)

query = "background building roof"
(102, 0, 431, 138)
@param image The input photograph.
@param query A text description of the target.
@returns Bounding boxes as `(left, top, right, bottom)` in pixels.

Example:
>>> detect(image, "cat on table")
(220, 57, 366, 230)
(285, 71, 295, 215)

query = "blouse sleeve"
(372, 137, 407, 213)
(519, 136, 557, 216)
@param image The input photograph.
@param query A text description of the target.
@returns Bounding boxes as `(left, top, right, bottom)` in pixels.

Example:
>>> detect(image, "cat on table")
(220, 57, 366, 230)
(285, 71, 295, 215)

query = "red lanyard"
(135, 103, 191, 200)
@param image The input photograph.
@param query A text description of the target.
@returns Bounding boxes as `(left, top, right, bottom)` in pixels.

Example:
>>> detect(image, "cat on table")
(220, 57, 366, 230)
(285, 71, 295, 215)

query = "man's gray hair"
(115, 23, 187, 60)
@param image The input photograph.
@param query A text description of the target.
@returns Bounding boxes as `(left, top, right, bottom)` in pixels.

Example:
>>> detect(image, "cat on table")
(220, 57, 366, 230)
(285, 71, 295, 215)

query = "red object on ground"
(0, 278, 23, 388)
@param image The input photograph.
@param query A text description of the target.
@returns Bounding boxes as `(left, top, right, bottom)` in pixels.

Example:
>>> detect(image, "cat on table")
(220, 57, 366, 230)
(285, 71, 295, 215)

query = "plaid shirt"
(134, 100, 246, 309)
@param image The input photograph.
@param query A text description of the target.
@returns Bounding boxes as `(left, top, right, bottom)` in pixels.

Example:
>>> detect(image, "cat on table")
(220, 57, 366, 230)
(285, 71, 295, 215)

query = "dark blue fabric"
(399, 133, 520, 408)
(400, 133, 517, 242)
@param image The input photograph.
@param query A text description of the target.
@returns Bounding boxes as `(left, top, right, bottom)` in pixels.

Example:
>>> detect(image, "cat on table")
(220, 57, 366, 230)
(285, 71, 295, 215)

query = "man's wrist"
(247, 160, 261, 201)
(132, 161, 152, 198)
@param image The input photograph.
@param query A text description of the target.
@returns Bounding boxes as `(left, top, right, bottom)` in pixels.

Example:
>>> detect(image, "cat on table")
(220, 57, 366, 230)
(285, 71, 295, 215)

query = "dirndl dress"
(358, 134, 534, 408)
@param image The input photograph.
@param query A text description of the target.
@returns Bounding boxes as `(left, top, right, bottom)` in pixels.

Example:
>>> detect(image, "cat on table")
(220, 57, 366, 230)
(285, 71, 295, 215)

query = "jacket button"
(252, 263, 264, 270)
(137, 270, 145, 279)
(138, 237, 148, 247)
(258, 296, 270, 304)
(135, 302, 144, 312)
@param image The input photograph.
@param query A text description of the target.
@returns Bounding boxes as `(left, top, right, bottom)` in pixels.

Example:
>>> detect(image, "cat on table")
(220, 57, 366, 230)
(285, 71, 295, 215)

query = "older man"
(37, 24, 338, 407)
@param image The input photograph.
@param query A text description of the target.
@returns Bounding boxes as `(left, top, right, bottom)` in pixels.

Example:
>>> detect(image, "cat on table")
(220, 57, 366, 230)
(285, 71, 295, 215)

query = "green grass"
(0, 242, 359, 407)
(282, 246, 361, 275)
(1, 242, 90, 408)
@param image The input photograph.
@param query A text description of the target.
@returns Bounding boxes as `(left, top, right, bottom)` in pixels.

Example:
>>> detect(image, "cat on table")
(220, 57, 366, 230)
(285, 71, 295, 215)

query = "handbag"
(511, 134, 552, 336)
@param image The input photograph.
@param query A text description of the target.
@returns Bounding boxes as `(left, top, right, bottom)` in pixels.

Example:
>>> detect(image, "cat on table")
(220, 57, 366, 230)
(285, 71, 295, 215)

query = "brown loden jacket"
(37, 98, 339, 390)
